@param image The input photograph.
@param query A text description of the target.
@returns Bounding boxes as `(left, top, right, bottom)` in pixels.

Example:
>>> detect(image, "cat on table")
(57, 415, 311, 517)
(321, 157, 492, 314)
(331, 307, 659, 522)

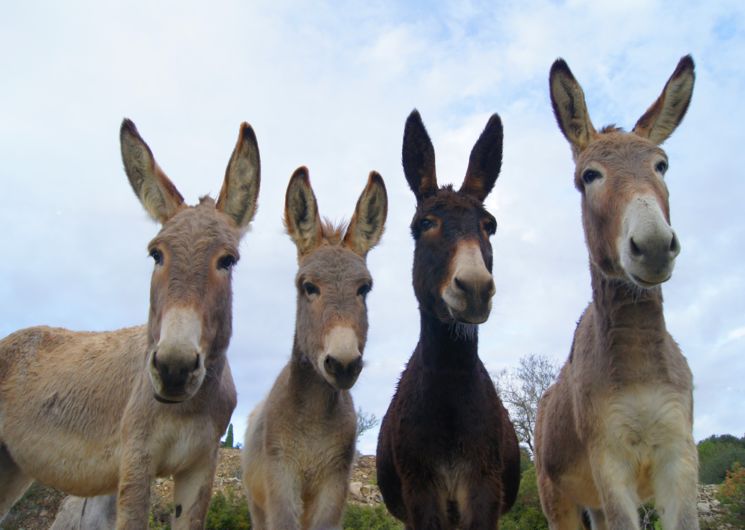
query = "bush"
(500, 465, 549, 530)
(698, 434, 745, 484)
(718, 462, 745, 527)
(206, 489, 251, 530)
(343, 504, 403, 530)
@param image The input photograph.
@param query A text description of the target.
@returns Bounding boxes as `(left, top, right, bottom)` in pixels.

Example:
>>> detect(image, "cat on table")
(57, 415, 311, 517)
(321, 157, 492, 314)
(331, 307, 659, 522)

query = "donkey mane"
(320, 218, 349, 244)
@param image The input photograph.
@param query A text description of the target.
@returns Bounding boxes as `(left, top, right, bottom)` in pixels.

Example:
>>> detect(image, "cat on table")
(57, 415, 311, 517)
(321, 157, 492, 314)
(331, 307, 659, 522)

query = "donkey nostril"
(152, 351, 159, 369)
(454, 277, 467, 292)
(629, 237, 642, 257)
(669, 233, 680, 254)
(193, 354, 200, 371)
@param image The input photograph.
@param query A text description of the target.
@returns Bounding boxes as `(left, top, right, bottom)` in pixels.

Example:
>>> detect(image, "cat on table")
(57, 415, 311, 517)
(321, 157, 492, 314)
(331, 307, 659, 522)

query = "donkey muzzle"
(320, 326, 364, 390)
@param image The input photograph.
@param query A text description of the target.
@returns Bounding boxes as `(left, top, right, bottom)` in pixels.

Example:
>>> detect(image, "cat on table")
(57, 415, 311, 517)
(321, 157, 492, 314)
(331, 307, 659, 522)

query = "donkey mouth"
(629, 272, 671, 289)
(153, 393, 188, 404)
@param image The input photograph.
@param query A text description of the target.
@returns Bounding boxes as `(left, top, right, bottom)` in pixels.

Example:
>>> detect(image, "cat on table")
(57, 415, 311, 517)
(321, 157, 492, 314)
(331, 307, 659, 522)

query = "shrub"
(698, 434, 745, 484)
(718, 462, 745, 526)
(500, 465, 549, 530)
(206, 489, 251, 530)
(343, 504, 403, 530)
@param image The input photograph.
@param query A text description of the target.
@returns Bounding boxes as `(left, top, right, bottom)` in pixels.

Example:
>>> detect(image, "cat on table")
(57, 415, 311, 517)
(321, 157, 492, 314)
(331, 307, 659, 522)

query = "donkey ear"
(402, 109, 438, 200)
(549, 59, 597, 158)
(120, 119, 184, 223)
(344, 171, 388, 257)
(284, 167, 322, 257)
(460, 114, 503, 202)
(633, 55, 695, 145)
(216, 122, 261, 232)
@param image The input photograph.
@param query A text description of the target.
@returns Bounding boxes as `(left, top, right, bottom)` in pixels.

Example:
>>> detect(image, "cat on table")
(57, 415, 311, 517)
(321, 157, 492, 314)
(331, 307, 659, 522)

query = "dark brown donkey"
(535, 56, 697, 529)
(376, 110, 520, 529)
(0, 120, 260, 530)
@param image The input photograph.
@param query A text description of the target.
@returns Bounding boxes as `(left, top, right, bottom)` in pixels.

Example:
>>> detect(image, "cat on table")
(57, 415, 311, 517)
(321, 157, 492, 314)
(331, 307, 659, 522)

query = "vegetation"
(206, 489, 251, 529)
(356, 407, 380, 442)
(698, 433, 745, 484)
(343, 504, 403, 529)
(718, 462, 745, 526)
(500, 465, 549, 530)
(221, 423, 235, 449)
(493, 353, 559, 454)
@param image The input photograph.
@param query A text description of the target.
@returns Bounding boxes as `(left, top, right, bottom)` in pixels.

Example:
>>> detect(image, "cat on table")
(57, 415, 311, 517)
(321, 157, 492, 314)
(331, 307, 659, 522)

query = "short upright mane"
(320, 218, 349, 245)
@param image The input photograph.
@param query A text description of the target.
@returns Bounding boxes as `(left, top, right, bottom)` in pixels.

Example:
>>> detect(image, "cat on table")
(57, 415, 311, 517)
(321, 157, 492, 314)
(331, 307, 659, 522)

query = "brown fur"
(0, 119, 260, 530)
(535, 57, 698, 530)
(377, 110, 520, 529)
(242, 168, 387, 530)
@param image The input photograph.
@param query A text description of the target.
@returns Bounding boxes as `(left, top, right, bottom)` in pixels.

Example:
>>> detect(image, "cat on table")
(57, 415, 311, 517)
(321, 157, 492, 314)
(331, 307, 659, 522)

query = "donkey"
(534, 56, 697, 530)
(376, 110, 521, 529)
(0, 119, 260, 529)
(241, 166, 387, 530)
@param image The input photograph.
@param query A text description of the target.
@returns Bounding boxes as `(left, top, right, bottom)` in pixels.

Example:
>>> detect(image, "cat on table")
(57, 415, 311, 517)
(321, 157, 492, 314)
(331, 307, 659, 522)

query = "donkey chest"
(600, 385, 691, 459)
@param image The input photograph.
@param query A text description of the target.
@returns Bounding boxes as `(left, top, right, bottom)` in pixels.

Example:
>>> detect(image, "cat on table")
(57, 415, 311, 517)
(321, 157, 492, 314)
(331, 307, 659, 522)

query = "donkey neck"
(418, 311, 480, 370)
(289, 343, 344, 413)
(589, 263, 669, 362)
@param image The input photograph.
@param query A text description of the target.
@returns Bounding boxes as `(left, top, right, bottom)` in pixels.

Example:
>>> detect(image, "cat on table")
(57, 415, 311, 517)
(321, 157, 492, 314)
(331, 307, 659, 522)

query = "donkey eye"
(357, 283, 372, 298)
(655, 160, 668, 175)
(303, 282, 320, 296)
(482, 219, 497, 235)
(419, 218, 435, 231)
(582, 169, 602, 185)
(149, 248, 163, 266)
(217, 254, 237, 270)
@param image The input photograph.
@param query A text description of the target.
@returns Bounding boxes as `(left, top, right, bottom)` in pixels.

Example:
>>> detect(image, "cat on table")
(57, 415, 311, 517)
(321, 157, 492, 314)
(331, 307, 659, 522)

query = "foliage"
(718, 462, 745, 526)
(698, 433, 745, 484)
(206, 489, 251, 529)
(356, 407, 380, 442)
(493, 353, 559, 454)
(343, 504, 403, 529)
(221, 423, 235, 448)
(499, 465, 549, 530)
(638, 503, 661, 529)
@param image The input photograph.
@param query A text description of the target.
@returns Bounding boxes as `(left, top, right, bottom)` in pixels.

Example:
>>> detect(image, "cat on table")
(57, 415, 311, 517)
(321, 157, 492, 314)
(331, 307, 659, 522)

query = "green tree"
(698, 434, 745, 484)
(221, 423, 235, 449)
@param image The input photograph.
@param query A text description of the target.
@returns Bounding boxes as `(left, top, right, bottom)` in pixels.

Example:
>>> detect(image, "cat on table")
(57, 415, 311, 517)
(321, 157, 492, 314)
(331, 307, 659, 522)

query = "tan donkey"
(536, 56, 698, 530)
(0, 119, 260, 529)
(534, 56, 697, 529)
(242, 167, 387, 530)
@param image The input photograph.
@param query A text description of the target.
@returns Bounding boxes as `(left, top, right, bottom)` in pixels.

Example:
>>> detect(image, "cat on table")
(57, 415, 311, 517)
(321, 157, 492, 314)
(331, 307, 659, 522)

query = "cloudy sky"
(1, 0, 743, 456)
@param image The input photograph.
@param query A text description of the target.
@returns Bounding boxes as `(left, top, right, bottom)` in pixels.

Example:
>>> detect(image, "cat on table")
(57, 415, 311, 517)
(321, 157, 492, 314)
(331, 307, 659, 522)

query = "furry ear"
(217, 122, 261, 231)
(344, 171, 388, 257)
(633, 55, 695, 145)
(120, 119, 184, 223)
(549, 59, 597, 158)
(460, 114, 503, 202)
(284, 167, 322, 257)
(402, 109, 438, 200)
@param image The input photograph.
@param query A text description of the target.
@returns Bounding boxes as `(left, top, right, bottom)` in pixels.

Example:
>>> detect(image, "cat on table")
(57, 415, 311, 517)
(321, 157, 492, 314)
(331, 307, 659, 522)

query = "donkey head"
(285, 168, 387, 390)
(403, 110, 502, 325)
(550, 56, 694, 288)
(120, 120, 260, 403)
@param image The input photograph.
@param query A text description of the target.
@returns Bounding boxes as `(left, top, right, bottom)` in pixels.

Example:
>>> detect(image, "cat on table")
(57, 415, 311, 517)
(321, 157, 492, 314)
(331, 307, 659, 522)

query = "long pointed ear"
(216, 122, 261, 232)
(460, 114, 503, 202)
(402, 109, 438, 200)
(344, 171, 388, 257)
(633, 55, 695, 145)
(284, 167, 322, 257)
(549, 59, 597, 158)
(120, 119, 184, 223)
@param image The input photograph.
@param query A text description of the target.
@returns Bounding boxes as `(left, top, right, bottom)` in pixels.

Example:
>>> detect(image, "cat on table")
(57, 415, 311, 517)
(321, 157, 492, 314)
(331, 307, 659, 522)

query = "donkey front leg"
(589, 450, 640, 530)
(652, 440, 700, 530)
(116, 448, 152, 530)
(305, 470, 349, 530)
(0, 445, 33, 521)
(172, 449, 219, 530)
(265, 460, 303, 530)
